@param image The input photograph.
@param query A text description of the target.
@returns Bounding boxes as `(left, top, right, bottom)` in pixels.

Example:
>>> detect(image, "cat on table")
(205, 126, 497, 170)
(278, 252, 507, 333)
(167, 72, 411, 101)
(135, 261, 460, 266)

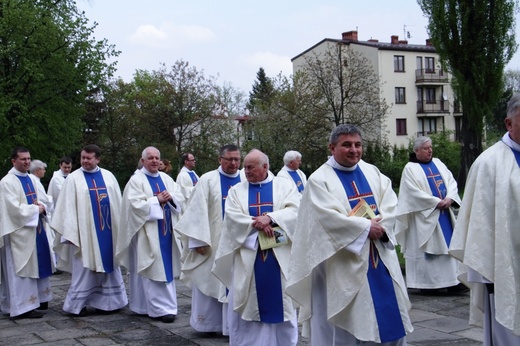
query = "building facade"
(292, 30, 462, 148)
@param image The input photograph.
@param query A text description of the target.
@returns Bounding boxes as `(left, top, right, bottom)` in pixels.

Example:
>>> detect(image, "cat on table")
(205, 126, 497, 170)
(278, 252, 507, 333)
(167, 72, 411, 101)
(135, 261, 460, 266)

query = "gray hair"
(413, 136, 432, 152)
(30, 159, 47, 173)
(141, 146, 160, 159)
(283, 150, 301, 166)
(329, 124, 363, 145)
(506, 93, 520, 119)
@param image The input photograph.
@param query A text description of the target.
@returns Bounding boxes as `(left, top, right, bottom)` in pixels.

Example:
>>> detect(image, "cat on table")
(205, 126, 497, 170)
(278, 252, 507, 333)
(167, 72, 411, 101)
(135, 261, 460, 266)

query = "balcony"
(415, 69, 449, 84)
(417, 100, 449, 114)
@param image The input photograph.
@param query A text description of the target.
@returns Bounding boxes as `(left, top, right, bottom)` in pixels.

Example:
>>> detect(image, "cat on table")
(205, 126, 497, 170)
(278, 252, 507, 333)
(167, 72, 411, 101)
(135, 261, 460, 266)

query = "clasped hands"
(368, 217, 387, 241)
(252, 215, 275, 237)
(157, 190, 172, 204)
(436, 197, 453, 210)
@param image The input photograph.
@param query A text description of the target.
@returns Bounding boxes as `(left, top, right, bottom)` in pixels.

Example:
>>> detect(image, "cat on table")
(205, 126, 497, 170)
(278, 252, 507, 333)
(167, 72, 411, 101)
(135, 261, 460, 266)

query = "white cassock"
(286, 158, 413, 345)
(395, 157, 462, 289)
(212, 173, 301, 346)
(174, 167, 241, 333)
(0, 168, 53, 317)
(116, 168, 184, 318)
(176, 167, 199, 201)
(276, 166, 307, 193)
(450, 134, 520, 345)
(47, 170, 67, 203)
(51, 167, 128, 314)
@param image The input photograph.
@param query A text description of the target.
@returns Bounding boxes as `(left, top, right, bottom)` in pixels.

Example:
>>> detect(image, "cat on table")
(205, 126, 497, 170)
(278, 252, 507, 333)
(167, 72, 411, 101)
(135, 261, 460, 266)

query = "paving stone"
(415, 315, 472, 333)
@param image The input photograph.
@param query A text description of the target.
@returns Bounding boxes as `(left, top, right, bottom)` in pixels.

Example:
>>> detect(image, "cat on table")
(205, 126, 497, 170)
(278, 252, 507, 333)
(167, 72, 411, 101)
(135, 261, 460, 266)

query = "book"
(258, 226, 288, 250)
(349, 199, 389, 243)
(348, 199, 376, 219)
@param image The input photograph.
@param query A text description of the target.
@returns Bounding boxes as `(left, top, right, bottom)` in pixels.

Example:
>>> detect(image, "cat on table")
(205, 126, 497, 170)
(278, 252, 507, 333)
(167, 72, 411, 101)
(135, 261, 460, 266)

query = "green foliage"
(418, 0, 518, 184)
(91, 62, 245, 185)
(243, 72, 331, 175)
(0, 0, 119, 173)
(363, 131, 461, 189)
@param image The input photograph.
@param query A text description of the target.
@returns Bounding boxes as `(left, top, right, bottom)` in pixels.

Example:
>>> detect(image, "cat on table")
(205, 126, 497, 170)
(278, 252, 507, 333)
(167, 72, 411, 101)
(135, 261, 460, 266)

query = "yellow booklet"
(258, 226, 288, 250)
(348, 199, 376, 219)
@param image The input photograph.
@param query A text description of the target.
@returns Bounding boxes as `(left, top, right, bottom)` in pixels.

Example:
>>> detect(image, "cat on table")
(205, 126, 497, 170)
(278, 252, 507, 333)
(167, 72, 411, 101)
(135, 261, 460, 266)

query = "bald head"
(243, 149, 269, 183)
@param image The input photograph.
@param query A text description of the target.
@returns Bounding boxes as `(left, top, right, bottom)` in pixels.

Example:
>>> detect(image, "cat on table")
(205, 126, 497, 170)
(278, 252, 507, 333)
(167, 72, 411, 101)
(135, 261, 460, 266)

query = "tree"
(0, 0, 119, 171)
(242, 72, 331, 175)
(418, 0, 518, 185)
(247, 67, 275, 112)
(299, 43, 389, 143)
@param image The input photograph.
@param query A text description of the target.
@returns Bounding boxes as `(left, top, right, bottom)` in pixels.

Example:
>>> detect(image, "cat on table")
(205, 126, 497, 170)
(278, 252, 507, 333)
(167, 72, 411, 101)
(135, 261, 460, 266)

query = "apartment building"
(292, 30, 462, 148)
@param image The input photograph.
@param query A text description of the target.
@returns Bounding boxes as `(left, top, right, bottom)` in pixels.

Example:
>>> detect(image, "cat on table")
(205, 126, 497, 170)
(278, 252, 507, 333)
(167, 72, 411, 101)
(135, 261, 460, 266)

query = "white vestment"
(175, 167, 241, 332)
(51, 167, 127, 314)
(212, 173, 301, 346)
(47, 169, 67, 204)
(0, 168, 53, 316)
(395, 158, 462, 289)
(176, 167, 199, 201)
(116, 169, 183, 317)
(450, 135, 520, 338)
(276, 166, 307, 192)
(286, 159, 413, 344)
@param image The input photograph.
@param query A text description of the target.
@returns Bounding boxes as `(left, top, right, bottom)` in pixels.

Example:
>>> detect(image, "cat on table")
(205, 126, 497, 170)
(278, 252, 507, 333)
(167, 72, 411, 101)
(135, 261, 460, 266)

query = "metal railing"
(416, 100, 449, 114)
(415, 69, 449, 83)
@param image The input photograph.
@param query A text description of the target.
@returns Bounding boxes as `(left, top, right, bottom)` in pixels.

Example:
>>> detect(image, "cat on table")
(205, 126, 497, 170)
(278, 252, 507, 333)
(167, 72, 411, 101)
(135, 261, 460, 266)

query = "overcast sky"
(78, 0, 520, 94)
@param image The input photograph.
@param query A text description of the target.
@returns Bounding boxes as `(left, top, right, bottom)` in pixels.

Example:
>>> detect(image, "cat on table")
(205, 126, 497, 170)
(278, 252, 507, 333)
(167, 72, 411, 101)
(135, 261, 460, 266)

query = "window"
(419, 117, 437, 135)
(395, 87, 406, 104)
(416, 56, 423, 70)
(425, 57, 435, 73)
(396, 119, 407, 135)
(394, 55, 405, 72)
(425, 88, 435, 103)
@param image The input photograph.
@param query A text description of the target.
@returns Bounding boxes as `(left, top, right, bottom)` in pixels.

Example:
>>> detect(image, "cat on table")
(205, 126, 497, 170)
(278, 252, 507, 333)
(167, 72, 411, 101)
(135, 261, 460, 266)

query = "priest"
(175, 144, 242, 333)
(117, 146, 184, 323)
(0, 147, 53, 319)
(287, 124, 413, 345)
(276, 150, 306, 193)
(51, 144, 128, 316)
(212, 149, 301, 345)
(450, 93, 520, 345)
(395, 136, 463, 292)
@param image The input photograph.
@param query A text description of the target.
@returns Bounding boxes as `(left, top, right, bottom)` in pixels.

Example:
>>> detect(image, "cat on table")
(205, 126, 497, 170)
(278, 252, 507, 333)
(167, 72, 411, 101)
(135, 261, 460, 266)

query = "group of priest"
(2, 93, 520, 345)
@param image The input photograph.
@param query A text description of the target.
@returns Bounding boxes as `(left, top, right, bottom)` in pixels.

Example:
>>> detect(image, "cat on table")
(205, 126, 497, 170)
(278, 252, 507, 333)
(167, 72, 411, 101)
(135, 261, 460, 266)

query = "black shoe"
(53, 269, 64, 275)
(36, 302, 48, 310)
(10, 310, 44, 320)
(447, 283, 470, 294)
(71, 307, 88, 317)
(95, 308, 119, 315)
(153, 314, 176, 323)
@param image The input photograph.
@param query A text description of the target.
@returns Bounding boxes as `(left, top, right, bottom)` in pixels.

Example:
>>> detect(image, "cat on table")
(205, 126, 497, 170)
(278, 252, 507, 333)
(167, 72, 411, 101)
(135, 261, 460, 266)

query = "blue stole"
(145, 174, 174, 282)
(287, 170, 304, 193)
(334, 166, 405, 342)
(83, 170, 114, 273)
(219, 173, 241, 219)
(16, 175, 52, 279)
(508, 145, 520, 168)
(248, 182, 284, 323)
(419, 161, 453, 247)
(187, 171, 198, 186)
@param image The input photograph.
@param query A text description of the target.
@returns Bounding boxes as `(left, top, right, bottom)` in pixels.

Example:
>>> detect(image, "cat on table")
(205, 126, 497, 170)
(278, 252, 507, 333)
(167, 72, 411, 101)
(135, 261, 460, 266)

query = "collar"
(218, 166, 240, 178)
(325, 156, 357, 171)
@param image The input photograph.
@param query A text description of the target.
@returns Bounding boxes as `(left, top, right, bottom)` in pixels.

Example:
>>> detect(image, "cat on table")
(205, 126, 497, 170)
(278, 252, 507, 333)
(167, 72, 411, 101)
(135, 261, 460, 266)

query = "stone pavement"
(0, 273, 483, 345)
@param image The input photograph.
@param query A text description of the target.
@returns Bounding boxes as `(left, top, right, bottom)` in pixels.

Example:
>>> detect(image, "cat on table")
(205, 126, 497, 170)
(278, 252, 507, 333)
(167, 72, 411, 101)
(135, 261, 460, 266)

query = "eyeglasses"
(220, 156, 240, 163)
(187, 159, 196, 162)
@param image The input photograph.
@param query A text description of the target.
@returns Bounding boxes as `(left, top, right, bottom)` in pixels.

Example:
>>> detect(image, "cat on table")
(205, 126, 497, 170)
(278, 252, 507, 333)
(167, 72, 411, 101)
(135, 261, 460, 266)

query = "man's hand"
(194, 245, 210, 255)
(36, 201, 46, 215)
(252, 215, 274, 237)
(368, 217, 386, 240)
(157, 191, 171, 204)
(437, 198, 453, 210)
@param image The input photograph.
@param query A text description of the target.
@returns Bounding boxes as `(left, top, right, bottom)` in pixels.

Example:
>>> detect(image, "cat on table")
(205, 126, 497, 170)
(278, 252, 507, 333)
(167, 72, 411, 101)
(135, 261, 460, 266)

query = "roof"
(292, 37, 438, 62)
